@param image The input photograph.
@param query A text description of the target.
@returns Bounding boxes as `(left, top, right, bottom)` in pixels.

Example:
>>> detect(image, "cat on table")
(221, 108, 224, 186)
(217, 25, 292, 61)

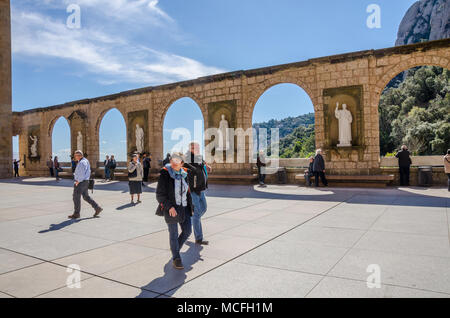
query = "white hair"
(316, 149, 322, 155)
(74, 150, 83, 156)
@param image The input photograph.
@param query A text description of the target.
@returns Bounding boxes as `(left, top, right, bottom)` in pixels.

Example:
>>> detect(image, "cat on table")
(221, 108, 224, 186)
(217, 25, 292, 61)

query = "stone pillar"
(0, 0, 12, 178)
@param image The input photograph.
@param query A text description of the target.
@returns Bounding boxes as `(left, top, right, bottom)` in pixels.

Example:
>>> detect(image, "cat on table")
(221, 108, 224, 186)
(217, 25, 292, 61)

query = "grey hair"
(315, 149, 322, 155)
(74, 150, 83, 156)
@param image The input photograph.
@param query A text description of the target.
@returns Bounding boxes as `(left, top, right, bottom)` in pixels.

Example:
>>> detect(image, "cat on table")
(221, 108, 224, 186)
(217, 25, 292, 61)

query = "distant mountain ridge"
(396, 0, 449, 46)
(253, 113, 314, 140)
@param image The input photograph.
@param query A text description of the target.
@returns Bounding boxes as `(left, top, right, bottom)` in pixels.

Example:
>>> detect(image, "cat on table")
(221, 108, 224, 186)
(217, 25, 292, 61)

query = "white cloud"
(11, 1, 225, 85)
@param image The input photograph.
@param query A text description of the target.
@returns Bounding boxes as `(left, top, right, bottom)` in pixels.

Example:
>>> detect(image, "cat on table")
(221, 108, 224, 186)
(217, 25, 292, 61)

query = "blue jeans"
(191, 191, 207, 241)
(105, 167, 110, 179)
(168, 207, 192, 260)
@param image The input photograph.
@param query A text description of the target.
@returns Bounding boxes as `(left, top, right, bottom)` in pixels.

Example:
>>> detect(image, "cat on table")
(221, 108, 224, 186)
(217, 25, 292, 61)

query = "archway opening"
(379, 66, 449, 157)
(51, 117, 71, 164)
(12, 135, 19, 161)
(252, 83, 315, 158)
(99, 108, 127, 163)
(163, 97, 204, 156)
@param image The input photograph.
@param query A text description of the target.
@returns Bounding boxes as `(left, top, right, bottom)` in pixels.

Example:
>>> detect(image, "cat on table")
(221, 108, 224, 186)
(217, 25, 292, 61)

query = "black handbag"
(164, 205, 185, 224)
(128, 165, 138, 178)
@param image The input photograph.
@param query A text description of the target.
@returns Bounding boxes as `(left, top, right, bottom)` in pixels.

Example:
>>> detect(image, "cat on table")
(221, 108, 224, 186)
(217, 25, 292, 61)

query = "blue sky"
(11, 0, 417, 161)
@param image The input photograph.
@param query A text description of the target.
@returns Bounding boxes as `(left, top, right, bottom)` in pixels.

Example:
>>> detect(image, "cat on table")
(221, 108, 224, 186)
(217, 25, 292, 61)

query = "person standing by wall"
(128, 154, 144, 204)
(156, 152, 193, 270)
(304, 156, 314, 187)
(54, 156, 61, 181)
(142, 153, 151, 184)
(395, 145, 412, 186)
(13, 159, 20, 178)
(313, 149, 328, 187)
(69, 150, 103, 219)
(256, 150, 267, 187)
(444, 149, 450, 192)
(185, 142, 210, 246)
(47, 156, 54, 177)
(104, 155, 111, 182)
(71, 156, 77, 174)
(109, 155, 117, 181)
(162, 153, 171, 166)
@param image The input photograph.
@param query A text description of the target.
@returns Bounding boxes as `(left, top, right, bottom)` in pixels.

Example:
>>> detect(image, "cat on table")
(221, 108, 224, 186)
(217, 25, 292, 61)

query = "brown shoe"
(93, 207, 103, 218)
(68, 213, 80, 219)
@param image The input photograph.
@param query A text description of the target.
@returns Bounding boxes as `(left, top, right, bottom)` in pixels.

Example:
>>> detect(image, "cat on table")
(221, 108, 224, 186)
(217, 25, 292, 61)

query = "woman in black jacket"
(156, 152, 193, 270)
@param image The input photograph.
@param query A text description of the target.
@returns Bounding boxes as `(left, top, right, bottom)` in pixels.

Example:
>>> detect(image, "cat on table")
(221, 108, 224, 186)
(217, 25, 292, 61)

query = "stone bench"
(295, 174, 395, 188)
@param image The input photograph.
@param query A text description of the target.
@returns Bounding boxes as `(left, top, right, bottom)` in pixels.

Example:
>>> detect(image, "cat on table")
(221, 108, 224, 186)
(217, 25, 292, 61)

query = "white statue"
(216, 114, 230, 151)
(76, 131, 83, 152)
(29, 135, 38, 157)
(135, 124, 144, 154)
(335, 102, 353, 147)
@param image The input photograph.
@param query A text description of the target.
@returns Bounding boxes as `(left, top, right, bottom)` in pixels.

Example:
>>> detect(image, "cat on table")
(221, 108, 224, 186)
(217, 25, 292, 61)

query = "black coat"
(156, 168, 193, 217)
(396, 150, 412, 167)
(313, 154, 325, 172)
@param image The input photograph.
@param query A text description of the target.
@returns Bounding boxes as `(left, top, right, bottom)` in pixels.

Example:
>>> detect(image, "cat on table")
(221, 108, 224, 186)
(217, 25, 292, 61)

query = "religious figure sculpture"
(135, 124, 144, 154)
(216, 114, 230, 151)
(335, 102, 353, 147)
(29, 135, 38, 157)
(76, 131, 83, 152)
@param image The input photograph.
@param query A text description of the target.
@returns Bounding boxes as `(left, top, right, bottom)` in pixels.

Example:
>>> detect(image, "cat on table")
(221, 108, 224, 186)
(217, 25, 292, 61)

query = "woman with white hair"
(156, 152, 193, 270)
(128, 154, 144, 204)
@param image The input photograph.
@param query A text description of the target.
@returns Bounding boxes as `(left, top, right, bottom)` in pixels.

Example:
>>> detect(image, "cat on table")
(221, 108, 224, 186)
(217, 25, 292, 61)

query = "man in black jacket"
(142, 153, 151, 183)
(184, 142, 210, 246)
(313, 149, 328, 187)
(395, 145, 412, 186)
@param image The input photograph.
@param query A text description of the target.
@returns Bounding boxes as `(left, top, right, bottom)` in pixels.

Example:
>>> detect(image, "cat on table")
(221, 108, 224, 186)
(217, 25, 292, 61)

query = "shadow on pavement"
(38, 217, 95, 233)
(137, 242, 204, 298)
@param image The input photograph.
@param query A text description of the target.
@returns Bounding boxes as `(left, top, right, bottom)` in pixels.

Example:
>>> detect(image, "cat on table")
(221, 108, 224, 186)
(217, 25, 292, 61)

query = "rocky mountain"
(396, 0, 449, 46)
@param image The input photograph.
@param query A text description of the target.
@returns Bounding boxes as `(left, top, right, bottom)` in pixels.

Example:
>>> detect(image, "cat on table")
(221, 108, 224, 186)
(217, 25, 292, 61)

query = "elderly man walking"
(69, 150, 103, 219)
(313, 149, 328, 187)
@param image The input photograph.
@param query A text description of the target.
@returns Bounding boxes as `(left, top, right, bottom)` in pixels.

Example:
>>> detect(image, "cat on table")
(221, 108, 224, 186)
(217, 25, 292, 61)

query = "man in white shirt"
(69, 150, 103, 219)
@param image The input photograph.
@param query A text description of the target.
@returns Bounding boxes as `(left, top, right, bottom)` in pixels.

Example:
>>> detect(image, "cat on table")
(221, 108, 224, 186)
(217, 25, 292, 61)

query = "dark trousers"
(258, 167, 266, 184)
(73, 181, 100, 214)
(143, 168, 149, 182)
(314, 171, 328, 187)
(167, 207, 192, 260)
(49, 168, 54, 177)
(447, 173, 450, 191)
(14, 168, 19, 177)
(399, 166, 410, 186)
(305, 172, 312, 186)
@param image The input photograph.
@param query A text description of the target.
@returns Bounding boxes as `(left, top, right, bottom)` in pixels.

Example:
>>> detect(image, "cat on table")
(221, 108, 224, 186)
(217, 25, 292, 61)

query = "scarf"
(165, 164, 188, 207)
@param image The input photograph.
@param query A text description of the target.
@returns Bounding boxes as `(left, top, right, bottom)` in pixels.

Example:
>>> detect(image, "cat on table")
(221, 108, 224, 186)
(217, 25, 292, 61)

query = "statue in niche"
(76, 131, 83, 152)
(135, 124, 144, 154)
(216, 114, 230, 151)
(335, 102, 353, 147)
(29, 135, 38, 157)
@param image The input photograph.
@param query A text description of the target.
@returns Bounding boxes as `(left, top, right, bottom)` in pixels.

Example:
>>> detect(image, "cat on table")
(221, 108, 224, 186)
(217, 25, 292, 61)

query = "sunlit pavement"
(0, 177, 449, 298)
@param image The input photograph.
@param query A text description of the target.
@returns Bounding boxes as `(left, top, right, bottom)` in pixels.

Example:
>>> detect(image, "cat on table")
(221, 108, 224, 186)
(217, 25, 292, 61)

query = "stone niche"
(207, 100, 237, 162)
(128, 110, 149, 156)
(68, 111, 87, 158)
(27, 125, 41, 162)
(323, 85, 365, 163)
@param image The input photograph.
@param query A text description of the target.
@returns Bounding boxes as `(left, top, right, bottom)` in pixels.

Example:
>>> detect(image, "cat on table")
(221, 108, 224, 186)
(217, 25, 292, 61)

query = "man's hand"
(169, 207, 177, 217)
(75, 181, 79, 187)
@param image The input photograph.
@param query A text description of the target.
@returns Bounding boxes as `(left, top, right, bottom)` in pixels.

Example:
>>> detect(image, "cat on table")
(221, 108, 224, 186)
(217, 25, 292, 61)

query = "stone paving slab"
(0, 178, 449, 298)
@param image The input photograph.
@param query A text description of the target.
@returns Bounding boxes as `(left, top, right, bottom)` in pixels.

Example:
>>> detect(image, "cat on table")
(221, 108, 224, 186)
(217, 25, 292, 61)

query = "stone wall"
(0, 0, 12, 178)
(9, 38, 450, 178)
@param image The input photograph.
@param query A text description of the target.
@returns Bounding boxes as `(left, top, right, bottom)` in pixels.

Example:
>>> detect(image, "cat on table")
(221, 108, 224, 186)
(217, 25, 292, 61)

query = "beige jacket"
(128, 161, 144, 181)
(444, 155, 450, 174)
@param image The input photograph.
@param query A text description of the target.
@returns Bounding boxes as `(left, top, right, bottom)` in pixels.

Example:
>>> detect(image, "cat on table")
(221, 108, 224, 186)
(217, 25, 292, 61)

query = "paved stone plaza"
(0, 178, 449, 298)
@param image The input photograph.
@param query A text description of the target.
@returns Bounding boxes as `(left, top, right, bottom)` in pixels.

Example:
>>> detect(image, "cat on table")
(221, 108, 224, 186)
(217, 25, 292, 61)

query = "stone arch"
(374, 55, 450, 105)
(95, 106, 128, 136)
(48, 115, 70, 137)
(156, 91, 205, 125)
(246, 75, 316, 117)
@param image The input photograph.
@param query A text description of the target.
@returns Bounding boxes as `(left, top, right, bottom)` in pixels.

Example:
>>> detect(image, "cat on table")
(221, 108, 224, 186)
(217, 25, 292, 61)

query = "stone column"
(0, 0, 12, 178)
